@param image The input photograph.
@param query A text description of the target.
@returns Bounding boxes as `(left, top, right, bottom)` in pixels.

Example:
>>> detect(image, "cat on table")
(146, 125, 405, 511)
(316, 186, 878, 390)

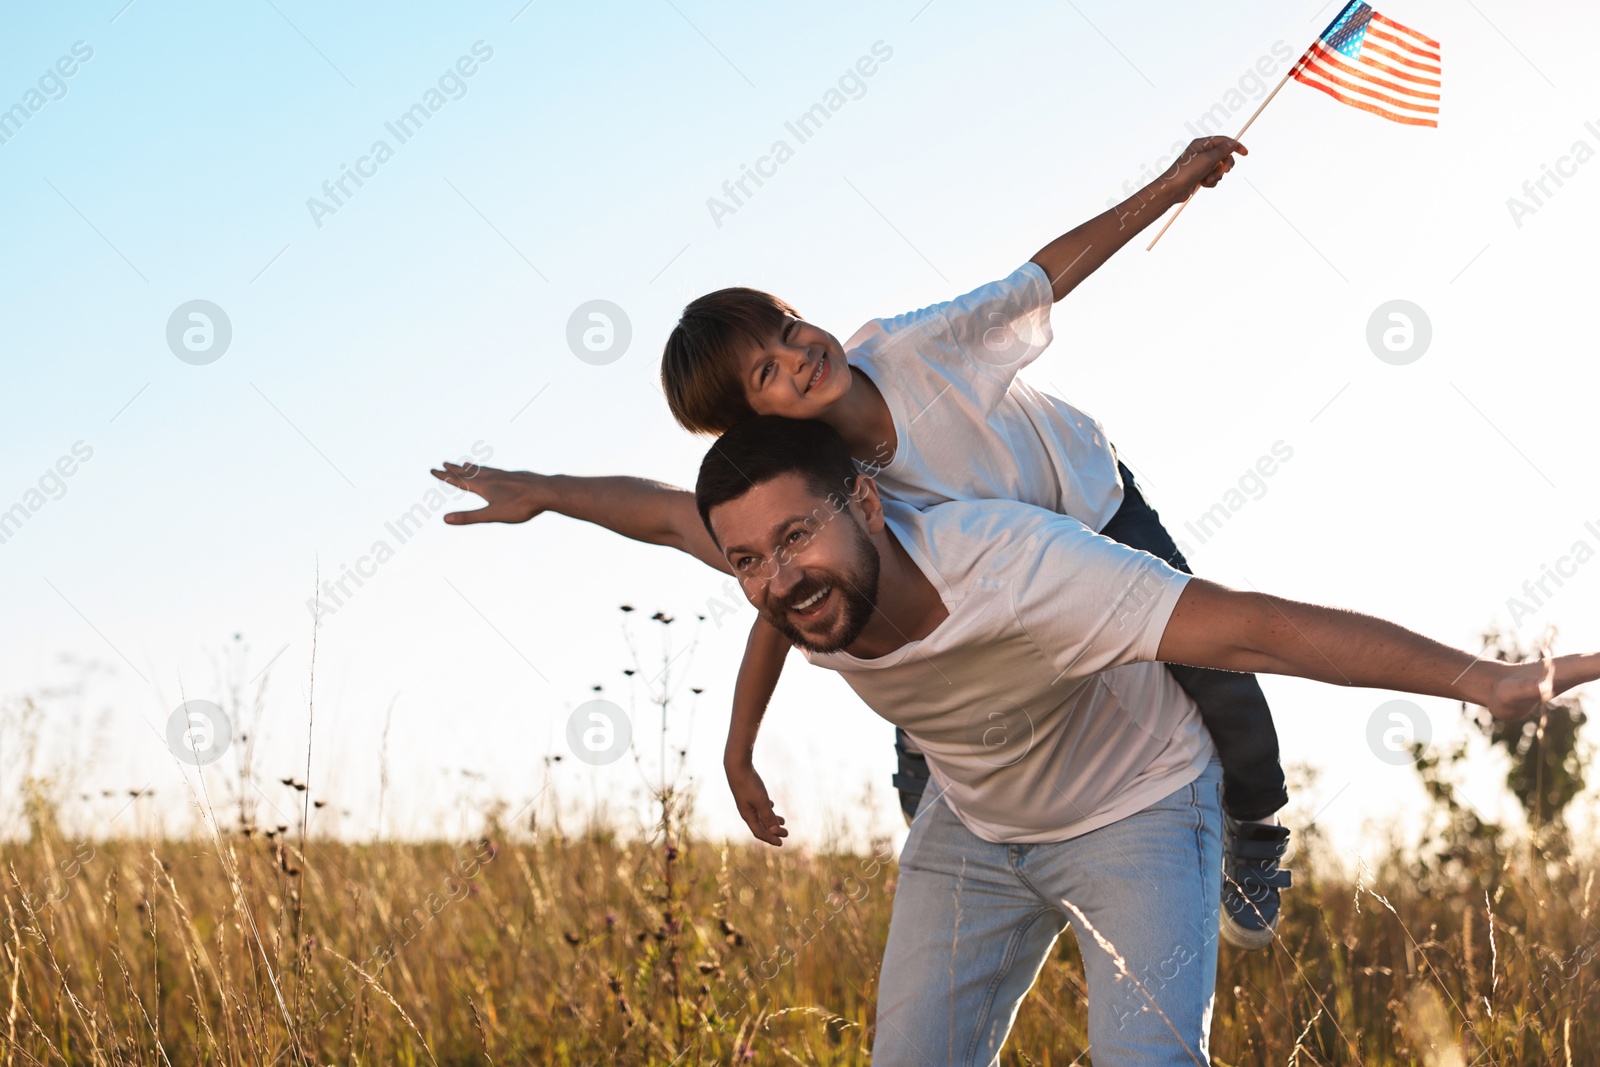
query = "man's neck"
(844, 526, 948, 660)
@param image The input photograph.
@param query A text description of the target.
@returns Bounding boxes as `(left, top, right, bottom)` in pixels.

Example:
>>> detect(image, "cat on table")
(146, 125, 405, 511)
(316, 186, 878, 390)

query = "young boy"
(661, 134, 1293, 949)
(433, 135, 1290, 948)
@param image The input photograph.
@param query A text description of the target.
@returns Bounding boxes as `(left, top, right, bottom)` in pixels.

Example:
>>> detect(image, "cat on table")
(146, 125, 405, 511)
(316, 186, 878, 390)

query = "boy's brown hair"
(661, 287, 799, 436)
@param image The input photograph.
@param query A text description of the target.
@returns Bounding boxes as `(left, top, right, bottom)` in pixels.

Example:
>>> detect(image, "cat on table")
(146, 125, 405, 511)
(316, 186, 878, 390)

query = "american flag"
(1291, 2, 1441, 128)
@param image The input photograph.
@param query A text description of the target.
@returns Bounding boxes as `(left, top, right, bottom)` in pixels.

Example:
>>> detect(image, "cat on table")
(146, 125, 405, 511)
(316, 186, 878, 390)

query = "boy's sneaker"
(892, 728, 931, 826)
(1220, 815, 1292, 950)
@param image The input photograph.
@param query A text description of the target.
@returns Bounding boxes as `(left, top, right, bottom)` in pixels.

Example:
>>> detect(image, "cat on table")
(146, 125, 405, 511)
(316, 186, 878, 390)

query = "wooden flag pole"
(1234, 66, 1298, 139)
(1146, 1, 1358, 251)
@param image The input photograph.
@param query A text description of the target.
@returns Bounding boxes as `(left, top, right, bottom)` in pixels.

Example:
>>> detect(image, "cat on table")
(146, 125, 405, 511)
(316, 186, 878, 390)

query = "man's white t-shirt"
(844, 262, 1125, 531)
(804, 498, 1216, 844)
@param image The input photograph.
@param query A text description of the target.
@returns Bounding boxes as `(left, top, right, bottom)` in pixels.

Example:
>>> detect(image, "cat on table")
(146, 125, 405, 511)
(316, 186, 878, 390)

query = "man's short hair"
(661, 287, 799, 436)
(695, 416, 859, 536)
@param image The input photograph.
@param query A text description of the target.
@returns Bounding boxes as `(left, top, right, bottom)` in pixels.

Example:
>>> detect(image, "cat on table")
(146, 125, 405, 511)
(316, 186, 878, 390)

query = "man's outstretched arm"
(1156, 578, 1600, 722)
(430, 463, 729, 574)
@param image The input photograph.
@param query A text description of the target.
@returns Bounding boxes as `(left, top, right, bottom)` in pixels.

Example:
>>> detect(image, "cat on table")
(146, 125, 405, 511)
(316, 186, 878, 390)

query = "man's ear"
(851, 475, 886, 534)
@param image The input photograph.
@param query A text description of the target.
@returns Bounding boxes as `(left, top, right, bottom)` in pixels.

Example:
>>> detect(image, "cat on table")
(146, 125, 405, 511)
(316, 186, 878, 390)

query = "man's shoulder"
(885, 498, 1089, 575)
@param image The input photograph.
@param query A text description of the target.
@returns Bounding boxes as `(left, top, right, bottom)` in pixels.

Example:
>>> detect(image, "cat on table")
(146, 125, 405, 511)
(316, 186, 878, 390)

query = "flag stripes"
(1292, 4, 1441, 128)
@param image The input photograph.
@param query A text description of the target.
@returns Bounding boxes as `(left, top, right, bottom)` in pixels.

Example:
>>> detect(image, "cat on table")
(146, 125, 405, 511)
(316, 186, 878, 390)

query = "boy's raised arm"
(1156, 578, 1600, 722)
(430, 462, 729, 573)
(1030, 136, 1247, 302)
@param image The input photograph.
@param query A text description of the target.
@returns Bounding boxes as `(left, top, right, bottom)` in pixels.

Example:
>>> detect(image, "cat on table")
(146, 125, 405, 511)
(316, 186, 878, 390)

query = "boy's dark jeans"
(1097, 461, 1288, 821)
(892, 462, 1290, 824)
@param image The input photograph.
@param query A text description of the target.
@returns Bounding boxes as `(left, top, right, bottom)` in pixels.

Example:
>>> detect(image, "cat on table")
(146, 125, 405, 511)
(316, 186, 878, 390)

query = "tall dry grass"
(4, 622, 1594, 1064)
(3, 787, 1598, 1065)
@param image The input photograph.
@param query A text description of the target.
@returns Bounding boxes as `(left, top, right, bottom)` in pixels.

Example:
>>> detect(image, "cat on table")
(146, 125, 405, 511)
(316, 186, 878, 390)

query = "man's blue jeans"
(872, 759, 1224, 1066)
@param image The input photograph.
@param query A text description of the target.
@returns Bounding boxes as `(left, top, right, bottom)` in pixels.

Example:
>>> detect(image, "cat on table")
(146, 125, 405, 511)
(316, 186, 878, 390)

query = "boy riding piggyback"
(434, 135, 1296, 948)
(665, 135, 1299, 948)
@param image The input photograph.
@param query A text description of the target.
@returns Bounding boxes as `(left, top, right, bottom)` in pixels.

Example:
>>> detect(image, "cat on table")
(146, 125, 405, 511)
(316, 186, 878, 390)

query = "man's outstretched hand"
(430, 462, 549, 525)
(1486, 651, 1600, 722)
(726, 761, 788, 847)
(429, 464, 727, 570)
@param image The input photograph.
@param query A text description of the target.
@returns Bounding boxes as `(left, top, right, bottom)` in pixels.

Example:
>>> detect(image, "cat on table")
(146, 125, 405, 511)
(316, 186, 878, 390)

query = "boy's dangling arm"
(725, 616, 792, 846)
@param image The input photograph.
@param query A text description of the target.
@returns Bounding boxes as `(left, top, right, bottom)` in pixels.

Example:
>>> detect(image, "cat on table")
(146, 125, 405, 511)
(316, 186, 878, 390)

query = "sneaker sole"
(1220, 911, 1278, 951)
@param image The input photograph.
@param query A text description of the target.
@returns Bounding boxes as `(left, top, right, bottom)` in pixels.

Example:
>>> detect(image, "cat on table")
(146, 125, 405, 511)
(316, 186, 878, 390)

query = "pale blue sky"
(3, 0, 1596, 849)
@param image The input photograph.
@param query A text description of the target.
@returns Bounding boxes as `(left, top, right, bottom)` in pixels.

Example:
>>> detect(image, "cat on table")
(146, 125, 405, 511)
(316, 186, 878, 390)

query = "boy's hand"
(726, 761, 788, 846)
(431, 462, 550, 525)
(1160, 136, 1247, 199)
(1035, 135, 1248, 298)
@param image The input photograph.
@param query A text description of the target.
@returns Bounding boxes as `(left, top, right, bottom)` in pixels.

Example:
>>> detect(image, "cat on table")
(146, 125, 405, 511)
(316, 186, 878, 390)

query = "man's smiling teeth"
(792, 586, 830, 611)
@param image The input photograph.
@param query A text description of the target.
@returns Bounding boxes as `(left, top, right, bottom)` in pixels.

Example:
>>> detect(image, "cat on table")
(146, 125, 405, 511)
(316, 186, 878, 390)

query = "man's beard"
(760, 518, 881, 654)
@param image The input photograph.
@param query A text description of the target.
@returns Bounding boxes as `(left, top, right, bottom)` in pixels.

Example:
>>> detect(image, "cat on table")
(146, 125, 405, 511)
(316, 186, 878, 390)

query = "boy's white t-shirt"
(844, 261, 1125, 531)
(804, 497, 1216, 844)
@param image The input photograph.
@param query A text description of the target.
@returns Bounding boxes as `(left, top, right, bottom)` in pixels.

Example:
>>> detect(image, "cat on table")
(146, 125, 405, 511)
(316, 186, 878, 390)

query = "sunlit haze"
(3, 0, 1596, 857)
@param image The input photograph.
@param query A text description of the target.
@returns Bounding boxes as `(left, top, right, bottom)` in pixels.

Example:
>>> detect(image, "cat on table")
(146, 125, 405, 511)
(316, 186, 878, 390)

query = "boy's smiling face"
(739, 316, 855, 420)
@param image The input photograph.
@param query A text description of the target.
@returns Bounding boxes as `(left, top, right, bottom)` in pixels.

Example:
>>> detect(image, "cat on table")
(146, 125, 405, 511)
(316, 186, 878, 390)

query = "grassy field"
(4, 626, 1592, 1064)
(3, 785, 1597, 1066)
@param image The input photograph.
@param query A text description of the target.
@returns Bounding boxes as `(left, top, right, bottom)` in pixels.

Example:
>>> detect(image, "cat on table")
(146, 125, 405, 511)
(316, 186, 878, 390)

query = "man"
(430, 415, 1594, 1063)
(686, 416, 1594, 1065)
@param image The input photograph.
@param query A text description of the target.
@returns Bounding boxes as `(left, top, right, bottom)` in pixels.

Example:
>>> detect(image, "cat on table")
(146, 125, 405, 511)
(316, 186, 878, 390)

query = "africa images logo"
(166, 300, 233, 365)
(565, 699, 632, 766)
(166, 700, 232, 766)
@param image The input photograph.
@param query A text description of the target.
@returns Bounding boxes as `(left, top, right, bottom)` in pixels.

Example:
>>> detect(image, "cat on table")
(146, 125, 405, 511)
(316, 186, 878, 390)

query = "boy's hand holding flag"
(1148, 1, 1440, 248)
